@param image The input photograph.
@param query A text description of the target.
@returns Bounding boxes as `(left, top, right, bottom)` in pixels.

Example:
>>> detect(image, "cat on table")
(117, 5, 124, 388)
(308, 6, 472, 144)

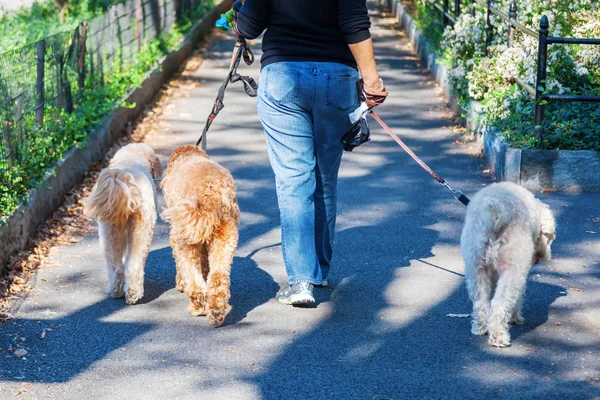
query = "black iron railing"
(420, 0, 600, 136)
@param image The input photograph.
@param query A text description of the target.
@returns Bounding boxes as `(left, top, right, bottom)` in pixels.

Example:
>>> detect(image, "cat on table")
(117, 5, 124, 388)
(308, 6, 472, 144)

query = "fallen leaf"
(446, 313, 470, 318)
(555, 321, 562, 326)
(526, 348, 537, 352)
(226, 348, 241, 355)
(585, 231, 597, 234)
(40, 331, 46, 340)
(448, 216, 456, 219)
(13, 348, 28, 358)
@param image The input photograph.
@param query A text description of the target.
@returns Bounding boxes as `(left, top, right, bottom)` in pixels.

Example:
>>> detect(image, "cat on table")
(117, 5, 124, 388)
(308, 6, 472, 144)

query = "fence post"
(136, 0, 143, 51)
(98, 50, 105, 86)
(78, 22, 88, 90)
(35, 40, 46, 127)
(455, 0, 461, 17)
(485, 0, 493, 55)
(508, 0, 517, 47)
(470, 0, 475, 16)
(443, 0, 449, 26)
(533, 15, 549, 137)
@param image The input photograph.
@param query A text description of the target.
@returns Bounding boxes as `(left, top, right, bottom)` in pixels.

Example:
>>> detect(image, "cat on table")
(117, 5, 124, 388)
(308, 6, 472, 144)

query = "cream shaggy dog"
(461, 182, 556, 348)
(84, 143, 162, 305)
(160, 145, 239, 328)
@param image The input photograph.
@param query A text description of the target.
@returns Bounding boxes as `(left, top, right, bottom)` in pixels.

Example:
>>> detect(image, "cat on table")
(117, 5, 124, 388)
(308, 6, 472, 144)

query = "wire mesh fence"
(0, 0, 205, 206)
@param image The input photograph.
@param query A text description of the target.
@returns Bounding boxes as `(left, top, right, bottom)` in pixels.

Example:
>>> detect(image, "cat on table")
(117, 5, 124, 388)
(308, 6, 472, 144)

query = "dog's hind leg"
(488, 240, 531, 347)
(99, 221, 126, 298)
(124, 211, 155, 305)
(206, 219, 238, 328)
(464, 244, 492, 336)
(173, 243, 185, 293)
(172, 239, 208, 316)
(509, 291, 525, 325)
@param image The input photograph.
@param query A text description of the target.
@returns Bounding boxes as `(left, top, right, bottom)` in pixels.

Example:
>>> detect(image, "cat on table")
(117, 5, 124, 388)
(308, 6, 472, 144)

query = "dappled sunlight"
(379, 258, 463, 329)
(2, 2, 599, 398)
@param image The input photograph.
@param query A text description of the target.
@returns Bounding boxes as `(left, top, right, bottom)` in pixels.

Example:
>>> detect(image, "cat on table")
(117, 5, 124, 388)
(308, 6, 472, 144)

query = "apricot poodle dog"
(461, 182, 556, 347)
(84, 143, 162, 304)
(161, 145, 239, 327)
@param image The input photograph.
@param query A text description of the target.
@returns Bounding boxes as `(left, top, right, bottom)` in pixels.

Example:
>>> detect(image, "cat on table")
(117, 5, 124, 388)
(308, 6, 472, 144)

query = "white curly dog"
(84, 143, 162, 305)
(461, 182, 556, 347)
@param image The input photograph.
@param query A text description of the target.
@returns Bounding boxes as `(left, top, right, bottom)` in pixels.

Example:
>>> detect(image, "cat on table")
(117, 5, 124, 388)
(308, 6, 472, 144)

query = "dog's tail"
(161, 198, 222, 245)
(84, 169, 142, 225)
(483, 197, 517, 234)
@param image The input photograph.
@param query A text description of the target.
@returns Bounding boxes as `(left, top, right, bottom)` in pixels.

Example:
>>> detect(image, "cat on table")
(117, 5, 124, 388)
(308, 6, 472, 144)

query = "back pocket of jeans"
(264, 69, 300, 105)
(325, 75, 359, 111)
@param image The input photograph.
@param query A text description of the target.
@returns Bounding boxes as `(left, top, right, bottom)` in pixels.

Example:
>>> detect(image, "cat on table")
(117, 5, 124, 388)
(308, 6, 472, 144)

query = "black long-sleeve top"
(236, 0, 371, 68)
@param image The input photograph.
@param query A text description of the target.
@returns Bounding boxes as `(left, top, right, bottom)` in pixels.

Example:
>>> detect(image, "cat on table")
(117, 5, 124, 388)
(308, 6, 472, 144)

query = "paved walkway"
(1, 7, 599, 399)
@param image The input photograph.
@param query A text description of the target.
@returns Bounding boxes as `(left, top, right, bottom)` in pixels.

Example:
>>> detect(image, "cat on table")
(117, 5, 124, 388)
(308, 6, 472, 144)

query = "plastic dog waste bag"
(341, 102, 371, 152)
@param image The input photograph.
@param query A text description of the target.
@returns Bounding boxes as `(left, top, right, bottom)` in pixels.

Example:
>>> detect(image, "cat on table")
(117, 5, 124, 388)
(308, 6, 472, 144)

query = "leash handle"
(369, 110, 470, 206)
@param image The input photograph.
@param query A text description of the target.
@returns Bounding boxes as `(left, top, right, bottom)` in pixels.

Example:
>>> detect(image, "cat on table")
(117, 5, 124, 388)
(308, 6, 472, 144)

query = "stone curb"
(385, 0, 600, 193)
(0, 0, 233, 273)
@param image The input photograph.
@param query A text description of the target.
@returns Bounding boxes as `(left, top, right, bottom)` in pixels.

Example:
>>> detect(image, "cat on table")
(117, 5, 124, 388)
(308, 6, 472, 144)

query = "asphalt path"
(1, 8, 599, 400)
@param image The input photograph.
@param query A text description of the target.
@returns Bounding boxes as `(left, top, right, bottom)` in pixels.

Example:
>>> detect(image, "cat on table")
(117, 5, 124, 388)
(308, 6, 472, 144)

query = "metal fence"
(422, 0, 600, 136)
(0, 0, 205, 192)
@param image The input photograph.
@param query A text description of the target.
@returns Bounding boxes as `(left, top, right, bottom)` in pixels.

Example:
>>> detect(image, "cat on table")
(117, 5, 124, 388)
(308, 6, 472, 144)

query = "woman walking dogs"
(236, 0, 388, 305)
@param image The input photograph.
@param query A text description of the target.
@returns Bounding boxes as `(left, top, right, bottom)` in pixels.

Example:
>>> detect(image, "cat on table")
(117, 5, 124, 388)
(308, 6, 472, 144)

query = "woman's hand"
(363, 77, 388, 108)
(348, 38, 389, 108)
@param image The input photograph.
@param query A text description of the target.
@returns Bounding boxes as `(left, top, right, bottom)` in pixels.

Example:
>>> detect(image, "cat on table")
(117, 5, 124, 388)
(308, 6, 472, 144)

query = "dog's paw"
(125, 288, 143, 305)
(108, 280, 125, 299)
(208, 308, 228, 328)
(188, 305, 208, 316)
(471, 321, 487, 336)
(488, 330, 511, 348)
(509, 314, 525, 325)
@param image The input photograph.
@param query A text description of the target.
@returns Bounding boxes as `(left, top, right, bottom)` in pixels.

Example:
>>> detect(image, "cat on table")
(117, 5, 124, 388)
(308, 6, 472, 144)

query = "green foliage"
(412, 0, 445, 55)
(0, 0, 113, 53)
(0, 2, 214, 220)
(407, 0, 600, 151)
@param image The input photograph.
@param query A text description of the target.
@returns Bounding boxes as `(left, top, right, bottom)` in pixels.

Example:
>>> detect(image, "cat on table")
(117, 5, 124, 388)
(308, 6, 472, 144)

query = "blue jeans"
(257, 62, 360, 285)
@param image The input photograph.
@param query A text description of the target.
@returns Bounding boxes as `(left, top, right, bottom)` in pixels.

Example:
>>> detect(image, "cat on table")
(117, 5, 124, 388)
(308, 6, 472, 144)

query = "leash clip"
(442, 181, 470, 206)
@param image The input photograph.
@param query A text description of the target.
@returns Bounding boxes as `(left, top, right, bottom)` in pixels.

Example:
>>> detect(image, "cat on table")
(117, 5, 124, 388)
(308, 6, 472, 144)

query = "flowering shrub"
(413, 0, 600, 150)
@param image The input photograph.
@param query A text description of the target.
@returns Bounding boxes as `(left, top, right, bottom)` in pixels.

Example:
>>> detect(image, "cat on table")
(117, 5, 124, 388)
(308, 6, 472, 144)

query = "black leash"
(196, 35, 257, 147)
(370, 111, 470, 206)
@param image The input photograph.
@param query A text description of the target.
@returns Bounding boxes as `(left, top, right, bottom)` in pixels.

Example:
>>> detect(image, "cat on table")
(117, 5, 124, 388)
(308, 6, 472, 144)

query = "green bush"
(406, 0, 600, 151)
